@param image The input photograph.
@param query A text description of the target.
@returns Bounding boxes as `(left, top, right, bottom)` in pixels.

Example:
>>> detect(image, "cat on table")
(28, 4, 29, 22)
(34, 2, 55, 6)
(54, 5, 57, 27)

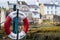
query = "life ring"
(4, 11, 29, 39)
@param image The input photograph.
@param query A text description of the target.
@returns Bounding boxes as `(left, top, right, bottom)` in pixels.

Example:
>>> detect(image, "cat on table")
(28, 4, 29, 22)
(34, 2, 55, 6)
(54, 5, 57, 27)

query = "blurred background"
(0, 0, 60, 40)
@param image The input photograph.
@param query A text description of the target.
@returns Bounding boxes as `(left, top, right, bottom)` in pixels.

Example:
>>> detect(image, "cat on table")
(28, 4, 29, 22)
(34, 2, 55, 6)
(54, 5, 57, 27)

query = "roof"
(27, 5, 39, 8)
(18, 1, 27, 5)
(8, 2, 17, 5)
(8, 1, 27, 5)
(32, 11, 39, 14)
(44, 4, 59, 7)
(39, 3, 59, 7)
(20, 10, 30, 12)
(8, 3, 39, 8)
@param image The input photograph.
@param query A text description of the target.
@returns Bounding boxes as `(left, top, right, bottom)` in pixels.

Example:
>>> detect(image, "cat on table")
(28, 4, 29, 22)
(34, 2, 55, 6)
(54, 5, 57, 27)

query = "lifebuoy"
(4, 11, 29, 39)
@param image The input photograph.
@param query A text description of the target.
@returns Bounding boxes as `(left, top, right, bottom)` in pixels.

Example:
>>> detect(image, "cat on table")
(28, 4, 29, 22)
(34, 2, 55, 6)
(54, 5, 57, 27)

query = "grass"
(28, 24, 60, 33)
(0, 24, 60, 40)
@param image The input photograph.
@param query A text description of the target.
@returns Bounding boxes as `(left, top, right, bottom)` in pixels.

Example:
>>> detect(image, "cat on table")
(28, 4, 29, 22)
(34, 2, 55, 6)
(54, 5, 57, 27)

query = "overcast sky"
(0, 0, 60, 9)
(0, 0, 60, 5)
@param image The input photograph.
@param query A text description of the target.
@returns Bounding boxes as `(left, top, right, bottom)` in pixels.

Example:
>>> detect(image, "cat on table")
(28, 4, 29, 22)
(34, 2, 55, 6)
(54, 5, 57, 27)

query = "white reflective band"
(9, 11, 26, 20)
(8, 31, 26, 39)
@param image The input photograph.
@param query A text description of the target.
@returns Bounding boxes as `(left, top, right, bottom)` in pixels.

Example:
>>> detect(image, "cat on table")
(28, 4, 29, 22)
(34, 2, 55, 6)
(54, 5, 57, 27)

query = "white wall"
(44, 5, 59, 15)
(29, 8, 40, 12)
(56, 7, 60, 16)
(1, 9, 5, 26)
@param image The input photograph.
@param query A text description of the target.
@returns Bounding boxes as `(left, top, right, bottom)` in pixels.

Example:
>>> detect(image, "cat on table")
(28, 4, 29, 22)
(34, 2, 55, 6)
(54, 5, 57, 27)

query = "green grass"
(0, 24, 60, 40)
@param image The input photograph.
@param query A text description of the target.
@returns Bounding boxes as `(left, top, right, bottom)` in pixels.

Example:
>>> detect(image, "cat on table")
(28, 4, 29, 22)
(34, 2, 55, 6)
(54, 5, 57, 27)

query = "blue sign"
(13, 17, 19, 34)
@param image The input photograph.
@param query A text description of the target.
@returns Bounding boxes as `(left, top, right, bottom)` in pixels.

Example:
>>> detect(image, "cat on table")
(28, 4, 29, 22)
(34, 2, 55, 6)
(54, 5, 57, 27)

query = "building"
(43, 14, 60, 22)
(7, 1, 60, 24)
(0, 1, 60, 25)
(39, 2, 60, 15)
(36, 1, 60, 24)
(0, 1, 40, 24)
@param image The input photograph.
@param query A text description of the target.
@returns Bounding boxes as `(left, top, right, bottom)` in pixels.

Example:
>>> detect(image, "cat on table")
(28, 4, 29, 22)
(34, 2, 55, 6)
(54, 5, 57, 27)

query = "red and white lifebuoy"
(4, 11, 29, 39)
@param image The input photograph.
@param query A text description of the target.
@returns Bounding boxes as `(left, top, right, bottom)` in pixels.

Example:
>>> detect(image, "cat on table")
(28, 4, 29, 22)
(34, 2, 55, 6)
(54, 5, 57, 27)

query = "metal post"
(13, 4, 19, 40)
(16, 9, 19, 40)
(16, 0, 19, 40)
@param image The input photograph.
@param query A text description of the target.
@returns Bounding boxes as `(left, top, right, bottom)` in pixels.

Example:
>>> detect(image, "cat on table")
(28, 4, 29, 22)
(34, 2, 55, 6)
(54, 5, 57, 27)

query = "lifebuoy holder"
(4, 11, 29, 39)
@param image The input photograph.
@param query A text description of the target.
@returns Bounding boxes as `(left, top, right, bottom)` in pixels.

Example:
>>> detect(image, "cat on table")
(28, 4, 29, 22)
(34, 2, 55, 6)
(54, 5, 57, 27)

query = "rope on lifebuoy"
(4, 11, 29, 39)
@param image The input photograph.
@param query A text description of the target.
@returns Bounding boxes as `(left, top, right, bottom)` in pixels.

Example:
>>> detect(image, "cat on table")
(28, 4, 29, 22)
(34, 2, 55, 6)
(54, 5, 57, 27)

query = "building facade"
(4, 1, 40, 24)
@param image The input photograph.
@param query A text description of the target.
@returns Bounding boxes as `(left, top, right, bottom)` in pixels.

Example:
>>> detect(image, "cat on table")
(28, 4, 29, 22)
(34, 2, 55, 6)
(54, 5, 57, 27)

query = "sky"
(0, 0, 60, 5)
(0, 0, 60, 8)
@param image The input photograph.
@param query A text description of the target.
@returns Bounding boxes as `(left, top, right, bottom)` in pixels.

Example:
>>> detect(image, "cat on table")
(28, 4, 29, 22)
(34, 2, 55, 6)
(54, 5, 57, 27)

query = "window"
(51, 11, 53, 14)
(47, 6, 49, 9)
(51, 6, 53, 9)
(55, 11, 57, 14)
(55, 7, 57, 9)
(35, 9, 37, 10)
(47, 11, 49, 14)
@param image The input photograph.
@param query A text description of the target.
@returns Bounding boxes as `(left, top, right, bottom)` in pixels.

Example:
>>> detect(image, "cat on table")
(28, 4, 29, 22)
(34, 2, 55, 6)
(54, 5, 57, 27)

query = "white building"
(38, 2, 60, 23)
(44, 3, 60, 15)
(0, 1, 40, 24)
